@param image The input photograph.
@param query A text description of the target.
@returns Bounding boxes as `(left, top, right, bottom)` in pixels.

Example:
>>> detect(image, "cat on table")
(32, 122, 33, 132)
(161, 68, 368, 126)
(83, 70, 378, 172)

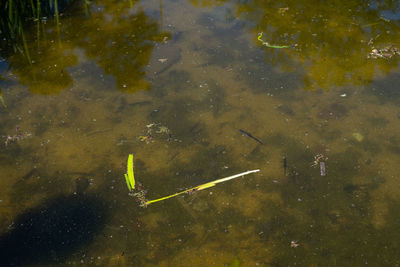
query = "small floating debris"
(138, 122, 171, 143)
(368, 45, 400, 59)
(352, 132, 364, 142)
(311, 153, 328, 176)
(4, 126, 32, 146)
(138, 134, 153, 144)
(257, 32, 292, 49)
(320, 162, 326, 176)
(290, 240, 300, 248)
(278, 7, 289, 14)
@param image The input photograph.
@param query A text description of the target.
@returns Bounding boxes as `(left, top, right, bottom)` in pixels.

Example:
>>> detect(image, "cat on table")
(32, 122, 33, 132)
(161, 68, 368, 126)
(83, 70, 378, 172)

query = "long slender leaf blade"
(127, 154, 135, 189)
(124, 174, 132, 191)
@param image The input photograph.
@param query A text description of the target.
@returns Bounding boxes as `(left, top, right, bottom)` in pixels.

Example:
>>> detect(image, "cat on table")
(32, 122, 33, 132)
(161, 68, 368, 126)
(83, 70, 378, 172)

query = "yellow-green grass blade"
(124, 174, 132, 191)
(145, 170, 260, 205)
(127, 154, 135, 190)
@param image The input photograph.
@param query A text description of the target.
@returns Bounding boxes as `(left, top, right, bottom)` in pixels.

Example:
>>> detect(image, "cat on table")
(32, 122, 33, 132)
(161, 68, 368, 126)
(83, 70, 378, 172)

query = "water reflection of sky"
(0, 0, 400, 266)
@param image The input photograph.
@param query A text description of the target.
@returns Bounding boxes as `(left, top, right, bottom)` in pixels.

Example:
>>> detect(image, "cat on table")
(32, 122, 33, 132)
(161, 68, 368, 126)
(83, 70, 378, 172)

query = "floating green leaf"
(126, 154, 135, 191)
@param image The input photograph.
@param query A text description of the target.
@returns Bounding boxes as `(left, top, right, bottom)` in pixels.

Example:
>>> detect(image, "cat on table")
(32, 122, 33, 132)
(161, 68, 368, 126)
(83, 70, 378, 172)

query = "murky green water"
(1, 0, 400, 266)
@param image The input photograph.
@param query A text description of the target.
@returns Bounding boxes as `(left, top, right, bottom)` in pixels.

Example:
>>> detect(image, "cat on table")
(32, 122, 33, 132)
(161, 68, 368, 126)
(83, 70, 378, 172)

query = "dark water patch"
(343, 183, 360, 194)
(211, 6, 236, 23)
(263, 149, 391, 265)
(238, 62, 301, 97)
(317, 102, 348, 120)
(388, 144, 400, 154)
(203, 46, 236, 67)
(371, 175, 385, 184)
(148, 100, 206, 143)
(128, 100, 153, 108)
(280, 148, 368, 213)
(263, 133, 290, 148)
(218, 207, 248, 231)
(256, 205, 299, 246)
(111, 98, 153, 123)
(164, 70, 192, 93)
(151, 69, 194, 98)
(75, 177, 90, 194)
(116, 136, 141, 157)
(33, 120, 51, 136)
(385, 135, 400, 155)
(327, 148, 362, 179)
(313, 126, 342, 142)
(198, 23, 246, 67)
(264, 134, 313, 165)
(170, 31, 183, 42)
(276, 104, 295, 116)
(0, 140, 36, 165)
(32, 103, 64, 135)
(142, 221, 196, 265)
(0, 194, 109, 266)
(365, 73, 400, 104)
(21, 168, 41, 181)
(9, 170, 74, 206)
(0, 154, 14, 168)
(350, 137, 382, 154)
(199, 80, 229, 117)
(196, 14, 217, 29)
(33, 103, 60, 119)
(105, 95, 128, 114)
(146, 44, 182, 79)
(172, 144, 232, 186)
(244, 145, 268, 163)
(367, 116, 389, 127)
(66, 104, 81, 120)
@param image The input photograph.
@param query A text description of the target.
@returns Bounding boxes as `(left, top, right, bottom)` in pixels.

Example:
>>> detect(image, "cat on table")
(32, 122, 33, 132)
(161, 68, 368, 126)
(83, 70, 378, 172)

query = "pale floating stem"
(257, 32, 291, 49)
(145, 169, 260, 206)
(208, 169, 260, 185)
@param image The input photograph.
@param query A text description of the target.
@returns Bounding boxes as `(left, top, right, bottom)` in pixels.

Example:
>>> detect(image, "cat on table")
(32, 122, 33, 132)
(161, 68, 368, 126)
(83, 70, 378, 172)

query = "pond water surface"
(1, 0, 400, 266)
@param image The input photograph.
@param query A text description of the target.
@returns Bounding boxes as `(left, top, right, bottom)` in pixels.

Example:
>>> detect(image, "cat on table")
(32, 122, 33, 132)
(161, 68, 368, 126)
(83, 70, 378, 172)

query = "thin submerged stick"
(239, 129, 263, 144)
(145, 169, 260, 205)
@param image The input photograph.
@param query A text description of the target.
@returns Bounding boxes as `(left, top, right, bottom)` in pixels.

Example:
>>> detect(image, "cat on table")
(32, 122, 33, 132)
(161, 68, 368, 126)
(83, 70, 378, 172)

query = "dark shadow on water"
(366, 72, 400, 104)
(0, 193, 109, 266)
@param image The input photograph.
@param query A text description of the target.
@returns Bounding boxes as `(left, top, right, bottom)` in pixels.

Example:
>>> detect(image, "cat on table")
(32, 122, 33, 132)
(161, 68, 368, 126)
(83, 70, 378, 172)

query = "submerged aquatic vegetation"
(257, 32, 292, 49)
(0, 90, 6, 109)
(1, 0, 72, 55)
(139, 123, 171, 143)
(3, 126, 32, 146)
(368, 45, 400, 59)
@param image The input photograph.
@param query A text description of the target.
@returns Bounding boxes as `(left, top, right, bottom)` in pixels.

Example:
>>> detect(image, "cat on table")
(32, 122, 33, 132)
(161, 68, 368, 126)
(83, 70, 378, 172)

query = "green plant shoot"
(257, 32, 290, 49)
(125, 154, 135, 191)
